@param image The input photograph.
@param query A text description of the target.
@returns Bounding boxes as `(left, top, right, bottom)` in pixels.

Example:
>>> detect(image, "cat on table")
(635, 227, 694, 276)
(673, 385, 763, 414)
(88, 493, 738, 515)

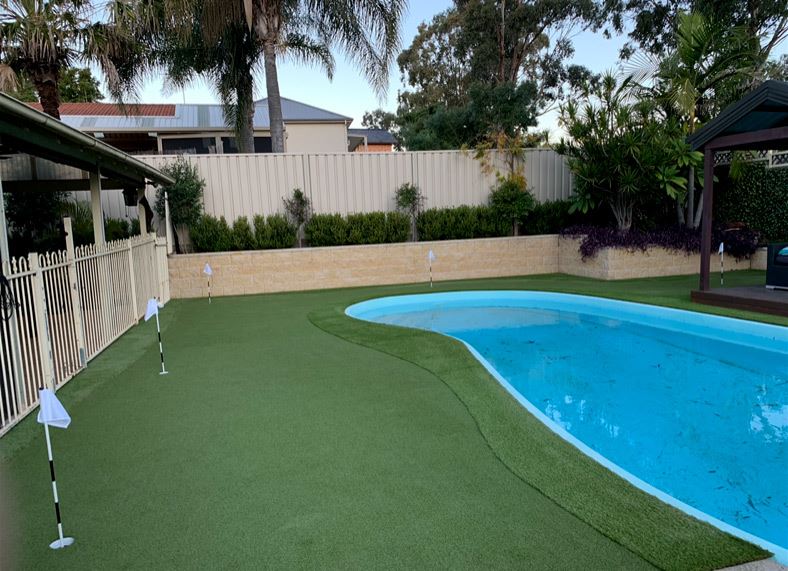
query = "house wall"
(285, 122, 348, 153)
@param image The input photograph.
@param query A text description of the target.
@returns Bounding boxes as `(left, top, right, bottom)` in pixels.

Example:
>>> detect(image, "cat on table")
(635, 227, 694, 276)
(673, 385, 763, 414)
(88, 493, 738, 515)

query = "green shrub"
(190, 215, 232, 252)
(155, 157, 204, 228)
(232, 216, 256, 250)
(417, 206, 509, 241)
(522, 200, 576, 235)
(716, 163, 788, 242)
(306, 214, 348, 247)
(489, 177, 536, 235)
(385, 211, 411, 243)
(105, 218, 132, 242)
(254, 214, 296, 249)
(347, 212, 386, 244)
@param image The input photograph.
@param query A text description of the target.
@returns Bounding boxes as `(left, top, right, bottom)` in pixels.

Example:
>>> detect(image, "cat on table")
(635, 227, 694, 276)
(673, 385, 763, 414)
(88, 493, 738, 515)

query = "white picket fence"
(0, 232, 169, 436)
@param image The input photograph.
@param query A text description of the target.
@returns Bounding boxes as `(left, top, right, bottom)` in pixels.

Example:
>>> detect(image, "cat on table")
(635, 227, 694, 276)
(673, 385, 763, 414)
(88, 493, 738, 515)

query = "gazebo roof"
(687, 80, 788, 151)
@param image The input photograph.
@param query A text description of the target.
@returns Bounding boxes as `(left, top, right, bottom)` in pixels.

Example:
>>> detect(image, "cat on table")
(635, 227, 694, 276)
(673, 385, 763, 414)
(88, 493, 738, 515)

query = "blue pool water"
(346, 292, 788, 560)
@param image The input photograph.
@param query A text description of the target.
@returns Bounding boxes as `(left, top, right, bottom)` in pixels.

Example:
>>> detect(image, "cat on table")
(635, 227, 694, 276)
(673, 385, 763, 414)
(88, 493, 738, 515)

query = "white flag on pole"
(428, 250, 436, 263)
(203, 263, 213, 276)
(718, 242, 724, 254)
(37, 389, 71, 429)
(144, 298, 160, 322)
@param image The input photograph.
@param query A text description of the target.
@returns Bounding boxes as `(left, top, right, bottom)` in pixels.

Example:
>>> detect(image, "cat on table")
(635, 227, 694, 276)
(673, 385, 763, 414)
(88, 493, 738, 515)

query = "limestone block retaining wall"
(750, 247, 768, 271)
(168, 235, 765, 299)
(168, 235, 559, 298)
(558, 237, 752, 280)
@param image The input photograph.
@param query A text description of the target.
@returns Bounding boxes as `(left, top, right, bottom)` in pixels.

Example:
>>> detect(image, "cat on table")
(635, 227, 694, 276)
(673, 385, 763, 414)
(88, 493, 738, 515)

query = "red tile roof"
(27, 102, 176, 117)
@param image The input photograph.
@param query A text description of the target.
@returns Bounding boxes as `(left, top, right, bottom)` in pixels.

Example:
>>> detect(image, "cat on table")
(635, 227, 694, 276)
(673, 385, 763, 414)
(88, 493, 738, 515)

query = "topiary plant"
(489, 176, 536, 236)
(394, 183, 425, 241)
(283, 189, 312, 247)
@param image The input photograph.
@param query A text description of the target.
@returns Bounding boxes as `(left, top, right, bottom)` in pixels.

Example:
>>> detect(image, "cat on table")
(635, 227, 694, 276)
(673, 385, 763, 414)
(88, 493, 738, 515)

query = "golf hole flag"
(203, 263, 213, 304)
(428, 250, 436, 288)
(145, 298, 168, 375)
(37, 388, 75, 549)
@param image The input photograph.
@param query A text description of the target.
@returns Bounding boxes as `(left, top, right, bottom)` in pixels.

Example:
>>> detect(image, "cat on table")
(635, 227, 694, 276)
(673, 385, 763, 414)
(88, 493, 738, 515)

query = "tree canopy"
(394, 0, 604, 150)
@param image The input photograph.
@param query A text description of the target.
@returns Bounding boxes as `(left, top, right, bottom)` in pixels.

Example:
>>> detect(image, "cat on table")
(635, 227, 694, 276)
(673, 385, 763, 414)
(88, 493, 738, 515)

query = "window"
(161, 137, 217, 155)
(222, 136, 273, 154)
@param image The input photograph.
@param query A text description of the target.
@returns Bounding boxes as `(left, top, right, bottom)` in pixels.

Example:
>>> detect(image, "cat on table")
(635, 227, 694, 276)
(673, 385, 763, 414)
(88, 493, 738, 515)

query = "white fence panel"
(0, 233, 168, 437)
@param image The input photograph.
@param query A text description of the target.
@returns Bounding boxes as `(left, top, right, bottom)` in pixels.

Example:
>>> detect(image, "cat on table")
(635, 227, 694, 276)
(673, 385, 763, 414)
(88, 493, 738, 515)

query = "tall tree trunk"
(263, 42, 285, 153)
(676, 198, 686, 226)
(33, 73, 61, 119)
(235, 67, 255, 153)
(685, 166, 695, 228)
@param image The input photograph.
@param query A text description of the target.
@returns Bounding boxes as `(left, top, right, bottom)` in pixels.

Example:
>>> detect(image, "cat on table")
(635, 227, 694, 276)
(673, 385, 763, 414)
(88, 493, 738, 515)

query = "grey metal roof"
(348, 128, 397, 144)
(58, 97, 352, 132)
(688, 80, 788, 150)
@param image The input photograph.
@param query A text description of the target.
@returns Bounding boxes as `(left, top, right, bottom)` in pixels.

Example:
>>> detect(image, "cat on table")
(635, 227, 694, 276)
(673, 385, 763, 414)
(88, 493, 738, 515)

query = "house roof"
(688, 80, 788, 151)
(348, 128, 397, 145)
(28, 102, 177, 117)
(26, 97, 352, 133)
(0, 92, 173, 188)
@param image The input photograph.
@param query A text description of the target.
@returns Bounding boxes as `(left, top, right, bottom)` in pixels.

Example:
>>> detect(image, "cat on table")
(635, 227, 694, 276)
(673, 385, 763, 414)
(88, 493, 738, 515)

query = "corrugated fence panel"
(6, 150, 572, 222)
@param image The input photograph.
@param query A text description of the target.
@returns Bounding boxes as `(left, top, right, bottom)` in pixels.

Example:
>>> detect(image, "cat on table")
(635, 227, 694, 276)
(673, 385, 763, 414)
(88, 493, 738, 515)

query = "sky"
(132, 2, 786, 138)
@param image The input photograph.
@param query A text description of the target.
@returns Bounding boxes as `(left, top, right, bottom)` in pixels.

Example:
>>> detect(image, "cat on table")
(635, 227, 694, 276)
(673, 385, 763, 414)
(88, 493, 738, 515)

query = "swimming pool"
(346, 291, 788, 561)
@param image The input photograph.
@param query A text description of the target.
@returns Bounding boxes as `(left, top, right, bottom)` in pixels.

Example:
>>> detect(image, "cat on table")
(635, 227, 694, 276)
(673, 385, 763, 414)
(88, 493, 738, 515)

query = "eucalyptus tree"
(0, 0, 133, 118)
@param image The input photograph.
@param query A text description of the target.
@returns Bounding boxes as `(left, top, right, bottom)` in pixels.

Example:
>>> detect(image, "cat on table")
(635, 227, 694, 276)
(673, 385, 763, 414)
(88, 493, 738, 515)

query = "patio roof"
(0, 93, 173, 188)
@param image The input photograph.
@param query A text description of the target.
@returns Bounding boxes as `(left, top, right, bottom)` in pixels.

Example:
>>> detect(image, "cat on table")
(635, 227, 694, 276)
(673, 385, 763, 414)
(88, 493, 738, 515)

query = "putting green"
(1, 271, 780, 570)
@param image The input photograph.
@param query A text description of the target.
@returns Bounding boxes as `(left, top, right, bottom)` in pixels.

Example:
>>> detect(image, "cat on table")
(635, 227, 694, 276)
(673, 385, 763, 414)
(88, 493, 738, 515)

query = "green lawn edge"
(307, 275, 774, 571)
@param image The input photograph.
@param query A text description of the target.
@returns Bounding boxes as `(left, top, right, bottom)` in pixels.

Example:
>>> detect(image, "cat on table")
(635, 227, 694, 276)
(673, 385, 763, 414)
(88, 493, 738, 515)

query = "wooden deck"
(691, 285, 788, 317)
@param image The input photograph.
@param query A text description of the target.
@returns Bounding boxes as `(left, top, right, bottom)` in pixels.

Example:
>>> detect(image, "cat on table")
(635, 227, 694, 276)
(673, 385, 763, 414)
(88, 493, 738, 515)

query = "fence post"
(127, 238, 139, 320)
(29, 253, 56, 390)
(164, 192, 174, 255)
(63, 218, 87, 368)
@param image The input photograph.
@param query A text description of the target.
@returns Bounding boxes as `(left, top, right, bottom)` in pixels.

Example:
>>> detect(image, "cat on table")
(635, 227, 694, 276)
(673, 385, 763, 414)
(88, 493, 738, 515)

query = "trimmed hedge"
(716, 162, 788, 242)
(254, 214, 297, 249)
(189, 202, 579, 252)
(306, 212, 410, 247)
(416, 206, 509, 241)
(190, 215, 232, 252)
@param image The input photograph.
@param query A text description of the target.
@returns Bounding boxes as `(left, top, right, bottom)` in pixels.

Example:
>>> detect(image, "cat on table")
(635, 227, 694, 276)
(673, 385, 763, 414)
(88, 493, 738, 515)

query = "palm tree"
(112, 0, 335, 152)
(246, 0, 407, 152)
(0, 0, 134, 118)
(630, 12, 760, 227)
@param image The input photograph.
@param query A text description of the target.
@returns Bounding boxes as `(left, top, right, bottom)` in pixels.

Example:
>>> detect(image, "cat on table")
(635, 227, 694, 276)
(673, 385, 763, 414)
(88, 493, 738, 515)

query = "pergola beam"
(704, 126, 788, 150)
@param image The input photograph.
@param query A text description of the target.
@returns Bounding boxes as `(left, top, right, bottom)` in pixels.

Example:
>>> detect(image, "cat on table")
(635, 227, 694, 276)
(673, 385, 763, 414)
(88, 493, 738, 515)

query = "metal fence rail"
(0, 231, 169, 437)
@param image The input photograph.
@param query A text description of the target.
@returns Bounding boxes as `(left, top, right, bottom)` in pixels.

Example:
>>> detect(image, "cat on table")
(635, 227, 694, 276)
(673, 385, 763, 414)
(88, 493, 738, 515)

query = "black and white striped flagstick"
(203, 263, 213, 304)
(145, 298, 168, 375)
(37, 387, 74, 549)
(428, 250, 436, 288)
(44, 421, 71, 548)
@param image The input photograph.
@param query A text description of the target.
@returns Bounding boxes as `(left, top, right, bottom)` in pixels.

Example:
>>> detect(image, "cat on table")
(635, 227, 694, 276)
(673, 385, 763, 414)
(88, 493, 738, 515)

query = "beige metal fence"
(45, 150, 570, 222)
(0, 231, 169, 436)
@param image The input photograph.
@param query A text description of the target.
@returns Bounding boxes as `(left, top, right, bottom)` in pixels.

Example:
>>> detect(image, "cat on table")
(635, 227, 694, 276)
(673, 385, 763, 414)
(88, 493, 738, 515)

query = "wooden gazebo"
(687, 80, 788, 316)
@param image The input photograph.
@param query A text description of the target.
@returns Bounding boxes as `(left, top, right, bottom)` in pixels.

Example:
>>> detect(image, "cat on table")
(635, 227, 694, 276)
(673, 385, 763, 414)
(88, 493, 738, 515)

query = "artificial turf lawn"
(0, 271, 782, 570)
